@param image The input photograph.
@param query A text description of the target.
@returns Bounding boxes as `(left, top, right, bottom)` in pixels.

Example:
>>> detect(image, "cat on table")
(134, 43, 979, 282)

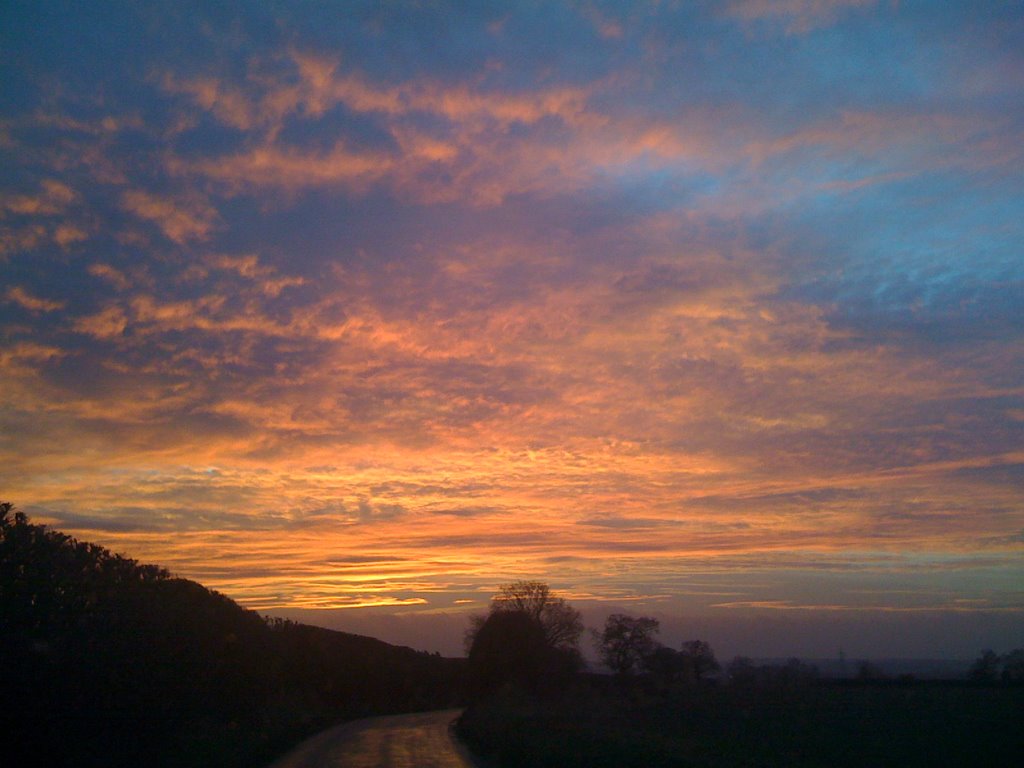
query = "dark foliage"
(643, 639, 721, 687)
(464, 581, 583, 700)
(856, 659, 888, 681)
(967, 647, 1024, 683)
(678, 639, 719, 682)
(594, 614, 660, 678)
(644, 645, 687, 686)
(466, 580, 584, 655)
(969, 649, 1002, 682)
(466, 610, 581, 699)
(467, 609, 549, 696)
(0, 504, 464, 768)
(457, 674, 1024, 767)
(1002, 649, 1024, 682)
(726, 655, 819, 689)
(264, 617, 465, 720)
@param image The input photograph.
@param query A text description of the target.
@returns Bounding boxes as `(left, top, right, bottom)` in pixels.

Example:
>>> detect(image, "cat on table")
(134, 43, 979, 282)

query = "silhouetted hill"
(0, 503, 464, 768)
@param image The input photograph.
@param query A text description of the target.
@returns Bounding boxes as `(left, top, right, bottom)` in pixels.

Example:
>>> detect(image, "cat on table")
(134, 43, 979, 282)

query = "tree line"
(463, 580, 724, 698)
(0, 503, 464, 767)
(969, 648, 1024, 683)
(463, 578, 1024, 698)
(458, 581, 1024, 768)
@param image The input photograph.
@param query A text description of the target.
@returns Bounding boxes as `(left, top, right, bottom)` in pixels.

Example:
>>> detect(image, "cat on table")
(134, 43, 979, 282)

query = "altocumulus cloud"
(0, 0, 1021, 656)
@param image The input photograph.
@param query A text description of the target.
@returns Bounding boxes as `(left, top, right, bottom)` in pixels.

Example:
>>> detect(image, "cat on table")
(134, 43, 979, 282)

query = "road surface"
(268, 709, 479, 768)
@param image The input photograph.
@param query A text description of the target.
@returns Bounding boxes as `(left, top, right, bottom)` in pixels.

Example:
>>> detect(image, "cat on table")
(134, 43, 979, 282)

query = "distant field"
(457, 680, 1024, 768)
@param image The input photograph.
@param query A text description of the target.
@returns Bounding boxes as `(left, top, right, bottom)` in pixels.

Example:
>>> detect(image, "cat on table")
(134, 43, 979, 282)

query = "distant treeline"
(0, 503, 465, 768)
(456, 581, 1024, 768)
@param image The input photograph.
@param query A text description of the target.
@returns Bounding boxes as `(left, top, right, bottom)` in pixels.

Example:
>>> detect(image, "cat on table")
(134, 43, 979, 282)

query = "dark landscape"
(2, 3, 1023, 767)
(1, 504, 464, 767)
(4, 502, 1022, 767)
(457, 675, 1024, 768)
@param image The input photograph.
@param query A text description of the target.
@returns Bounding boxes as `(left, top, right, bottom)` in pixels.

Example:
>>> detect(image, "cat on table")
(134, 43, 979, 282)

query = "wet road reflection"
(268, 709, 478, 768)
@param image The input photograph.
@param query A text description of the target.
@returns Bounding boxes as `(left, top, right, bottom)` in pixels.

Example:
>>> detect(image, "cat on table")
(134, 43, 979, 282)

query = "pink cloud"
(120, 189, 219, 243)
(726, 0, 879, 34)
(5, 285, 65, 313)
(72, 305, 129, 339)
(87, 263, 132, 291)
(1, 179, 77, 216)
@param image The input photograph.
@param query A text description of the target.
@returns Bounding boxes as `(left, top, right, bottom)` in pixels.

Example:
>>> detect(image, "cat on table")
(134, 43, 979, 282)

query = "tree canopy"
(465, 580, 583, 697)
(679, 639, 720, 681)
(595, 613, 660, 677)
(490, 580, 584, 650)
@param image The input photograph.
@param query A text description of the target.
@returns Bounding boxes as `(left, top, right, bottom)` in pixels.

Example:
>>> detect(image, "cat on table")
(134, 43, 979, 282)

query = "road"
(268, 709, 479, 768)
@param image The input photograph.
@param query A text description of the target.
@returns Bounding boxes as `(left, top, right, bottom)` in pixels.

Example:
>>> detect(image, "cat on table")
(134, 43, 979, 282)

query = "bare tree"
(464, 580, 583, 697)
(679, 639, 720, 681)
(487, 580, 584, 651)
(595, 614, 660, 677)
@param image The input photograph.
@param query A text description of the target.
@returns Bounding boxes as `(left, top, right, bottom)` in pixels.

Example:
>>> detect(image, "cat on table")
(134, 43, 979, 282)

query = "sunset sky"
(2, 1, 1022, 659)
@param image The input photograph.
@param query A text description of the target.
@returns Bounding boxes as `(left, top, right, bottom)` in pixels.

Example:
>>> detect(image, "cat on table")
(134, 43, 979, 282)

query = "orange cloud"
(725, 0, 878, 34)
(1, 179, 77, 215)
(209, 253, 306, 296)
(0, 341, 64, 371)
(4, 24, 1022, 635)
(159, 74, 259, 130)
(186, 142, 395, 195)
(170, 48, 1010, 214)
(87, 263, 132, 291)
(120, 189, 219, 243)
(72, 305, 129, 339)
(5, 285, 65, 313)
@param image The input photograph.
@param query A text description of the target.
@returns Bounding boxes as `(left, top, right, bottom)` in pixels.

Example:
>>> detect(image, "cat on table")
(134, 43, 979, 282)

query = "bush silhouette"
(467, 610, 549, 695)
(465, 581, 583, 699)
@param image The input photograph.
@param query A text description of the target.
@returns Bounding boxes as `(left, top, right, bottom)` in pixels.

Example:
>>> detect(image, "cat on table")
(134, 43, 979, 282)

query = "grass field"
(457, 680, 1024, 768)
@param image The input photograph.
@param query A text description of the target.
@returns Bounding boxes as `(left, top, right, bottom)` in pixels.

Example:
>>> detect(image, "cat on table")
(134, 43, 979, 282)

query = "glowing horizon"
(2, 1, 1022, 657)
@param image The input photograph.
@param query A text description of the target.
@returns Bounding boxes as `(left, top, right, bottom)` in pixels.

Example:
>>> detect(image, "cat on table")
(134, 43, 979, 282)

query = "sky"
(2, 0, 1022, 659)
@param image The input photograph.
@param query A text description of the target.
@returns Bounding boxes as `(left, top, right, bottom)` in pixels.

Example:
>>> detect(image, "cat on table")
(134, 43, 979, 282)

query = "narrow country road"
(268, 709, 479, 768)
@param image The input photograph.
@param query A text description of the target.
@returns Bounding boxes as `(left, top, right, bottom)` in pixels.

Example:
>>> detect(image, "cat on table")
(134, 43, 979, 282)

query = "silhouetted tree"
(486, 581, 584, 649)
(467, 610, 549, 696)
(679, 639, 720, 682)
(465, 581, 583, 698)
(777, 657, 819, 687)
(1001, 649, 1024, 682)
(595, 614, 660, 677)
(969, 649, 1001, 682)
(643, 645, 684, 685)
(727, 655, 817, 688)
(856, 660, 887, 681)
(726, 655, 760, 686)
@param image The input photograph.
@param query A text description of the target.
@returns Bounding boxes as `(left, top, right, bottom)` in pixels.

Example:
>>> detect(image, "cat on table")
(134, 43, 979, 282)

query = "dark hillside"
(0, 503, 464, 767)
